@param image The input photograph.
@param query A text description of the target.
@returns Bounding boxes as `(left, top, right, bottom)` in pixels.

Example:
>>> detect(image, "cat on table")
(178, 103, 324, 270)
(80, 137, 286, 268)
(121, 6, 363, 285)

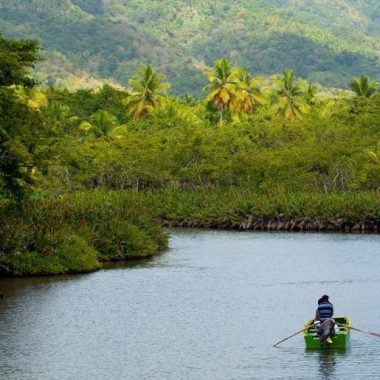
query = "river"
(1, 230, 380, 379)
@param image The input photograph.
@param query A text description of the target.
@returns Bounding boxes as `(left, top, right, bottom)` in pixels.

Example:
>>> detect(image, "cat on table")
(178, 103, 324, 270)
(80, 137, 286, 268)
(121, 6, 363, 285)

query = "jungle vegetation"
(1, 33, 380, 275)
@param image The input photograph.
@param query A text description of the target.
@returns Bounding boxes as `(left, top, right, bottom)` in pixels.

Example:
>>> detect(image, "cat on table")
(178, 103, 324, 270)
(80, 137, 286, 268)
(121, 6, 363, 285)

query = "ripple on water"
(1, 230, 380, 379)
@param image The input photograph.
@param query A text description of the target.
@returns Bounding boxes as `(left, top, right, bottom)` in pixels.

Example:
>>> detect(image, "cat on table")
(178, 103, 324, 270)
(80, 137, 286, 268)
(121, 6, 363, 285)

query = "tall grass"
(0, 190, 167, 276)
(141, 189, 380, 225)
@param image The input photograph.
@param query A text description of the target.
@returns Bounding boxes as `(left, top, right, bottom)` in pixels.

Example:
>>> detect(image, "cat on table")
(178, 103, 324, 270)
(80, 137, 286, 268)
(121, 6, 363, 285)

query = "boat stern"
(304, 316, 350, 349)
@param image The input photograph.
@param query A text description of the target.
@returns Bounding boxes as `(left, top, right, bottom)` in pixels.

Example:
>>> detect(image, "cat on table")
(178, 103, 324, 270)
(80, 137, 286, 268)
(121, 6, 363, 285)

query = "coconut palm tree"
(14, 86, 48, 110)
(124, 65, 170, 119)
(184, 94, 196, 106)
(304, 83, 319, 105)
(41, 101, 75, 136)
(232, 67, 266, 113)
(271, 69, 308, 120)
(150, 96, 202, 127)
(203, 58, 238, 122)
(44, 102, 70, 123)
(349, 76, 378, 97)
(79, 110, 119, 138)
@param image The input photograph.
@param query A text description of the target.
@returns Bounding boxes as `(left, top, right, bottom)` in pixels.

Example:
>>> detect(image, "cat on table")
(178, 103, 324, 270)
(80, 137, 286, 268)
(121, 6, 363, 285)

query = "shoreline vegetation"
(146, 190, 380, 233)
(0, 191, 168, 277)
(2, 34, 380, 276)
(3, 189, 380, 277)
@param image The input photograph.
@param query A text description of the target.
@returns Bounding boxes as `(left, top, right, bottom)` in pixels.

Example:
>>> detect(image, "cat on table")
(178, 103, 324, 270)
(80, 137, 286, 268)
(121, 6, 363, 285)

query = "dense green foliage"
(1, 33, 380, 275)
(0, 35, 168, 275)
(0, 33, 40, 87)
(141, 190, 380, 227)
(0, 34, 42, 203)
(1, 1, 380, 94)
(36, 81, 380, 194)
(0, 190, 168, 275)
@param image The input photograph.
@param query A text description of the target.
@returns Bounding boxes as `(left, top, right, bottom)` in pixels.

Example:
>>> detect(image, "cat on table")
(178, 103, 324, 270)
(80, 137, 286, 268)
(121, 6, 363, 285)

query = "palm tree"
(124, 65, 170, 119)
(305, 83, 319, 105)
(184, 94, 196, 106)
(14, 86, 48, 110)
(232, 67, 266, 113)
(44, 102, 70, 123)
(40, 101, 73, 136)
(349, 76, 378, 97)
(79, 110, 119, 138)
(203, 58, 238, 122)
(150, 97, 202, 127)
(271, 69, 307, 120)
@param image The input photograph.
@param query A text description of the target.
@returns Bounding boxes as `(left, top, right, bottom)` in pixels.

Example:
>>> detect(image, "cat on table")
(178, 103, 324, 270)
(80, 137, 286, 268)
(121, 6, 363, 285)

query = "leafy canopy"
(0, 35, 41, 204)
(0, 33, 40, 87)
(124, 65, 170, 119)
(271, 69, 309, 120)
(349, 76, 378, 98)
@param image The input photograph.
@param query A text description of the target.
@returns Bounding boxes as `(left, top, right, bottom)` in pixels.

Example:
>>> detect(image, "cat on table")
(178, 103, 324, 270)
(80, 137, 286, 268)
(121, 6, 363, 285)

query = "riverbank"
(163, 218, 380, 232)
(0, 190, 168, 276)
(2, 189, 380, 276)
(143, 189, 380, 233)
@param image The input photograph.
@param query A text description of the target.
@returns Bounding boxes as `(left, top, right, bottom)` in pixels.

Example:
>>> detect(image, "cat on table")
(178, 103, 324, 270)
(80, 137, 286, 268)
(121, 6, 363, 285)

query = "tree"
(0, 34, 40, 87)
(41, 101, 74, 136)
(231, 67, 266, 113)
(43, 101, 70, 124)
(203, 58, 238, 122)
(150, 96, 202, 127)
(124, 65, 169, 119)
(0, 35, 42, 204)
(79, 110, 121, 138)
(305, 83, 319, 105)
(271, 69, 308, 120)
(349, 76, 378, 98)
(14, 87, 48, 110)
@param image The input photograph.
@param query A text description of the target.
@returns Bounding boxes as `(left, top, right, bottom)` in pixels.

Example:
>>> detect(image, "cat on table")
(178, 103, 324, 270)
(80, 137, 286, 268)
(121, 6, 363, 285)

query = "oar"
(338, 324, 380, 339)
(273, 323, 316, 347)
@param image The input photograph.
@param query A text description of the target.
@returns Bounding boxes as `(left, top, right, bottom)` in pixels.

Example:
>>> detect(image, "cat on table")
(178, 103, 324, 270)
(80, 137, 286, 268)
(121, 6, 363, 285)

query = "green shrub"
(140, 189, 380, 224)
(0, 227, 99, 275)
(0, 190, 168, 276)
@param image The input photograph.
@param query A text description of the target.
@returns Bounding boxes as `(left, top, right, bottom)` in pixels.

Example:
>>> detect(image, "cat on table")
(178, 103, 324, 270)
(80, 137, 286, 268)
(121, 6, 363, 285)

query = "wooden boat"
(304, 316, 350, 349)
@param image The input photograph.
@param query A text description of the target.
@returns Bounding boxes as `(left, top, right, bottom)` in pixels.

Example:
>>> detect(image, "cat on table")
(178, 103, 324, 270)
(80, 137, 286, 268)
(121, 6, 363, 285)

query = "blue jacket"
(317, 301, 334, 321)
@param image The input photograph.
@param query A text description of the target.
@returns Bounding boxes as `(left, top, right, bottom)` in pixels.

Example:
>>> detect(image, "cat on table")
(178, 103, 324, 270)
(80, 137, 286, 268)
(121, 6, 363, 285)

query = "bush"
(3, 232, 99, 275)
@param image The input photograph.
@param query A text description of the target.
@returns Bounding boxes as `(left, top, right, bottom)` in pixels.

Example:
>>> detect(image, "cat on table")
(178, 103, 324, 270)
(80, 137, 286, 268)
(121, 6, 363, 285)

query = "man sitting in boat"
(315, 294, 335, 344)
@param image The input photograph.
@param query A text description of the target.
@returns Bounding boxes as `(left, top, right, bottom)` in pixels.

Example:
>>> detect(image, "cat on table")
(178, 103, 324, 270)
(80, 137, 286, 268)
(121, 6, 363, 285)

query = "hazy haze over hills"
(1, 0, 380, 94)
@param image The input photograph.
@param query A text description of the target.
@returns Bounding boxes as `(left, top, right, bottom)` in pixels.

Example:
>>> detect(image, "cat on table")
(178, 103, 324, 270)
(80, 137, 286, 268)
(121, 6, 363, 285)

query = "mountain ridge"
(1, 0, 380, 94)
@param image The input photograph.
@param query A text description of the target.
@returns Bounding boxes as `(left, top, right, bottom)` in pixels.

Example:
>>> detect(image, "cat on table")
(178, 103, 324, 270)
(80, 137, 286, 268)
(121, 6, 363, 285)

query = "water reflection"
(303, 348, 347, 380)
(318, 350, 338, 379)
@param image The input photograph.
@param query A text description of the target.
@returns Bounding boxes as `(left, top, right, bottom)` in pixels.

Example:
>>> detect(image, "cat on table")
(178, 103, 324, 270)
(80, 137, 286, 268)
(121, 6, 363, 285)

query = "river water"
(1, 230, 380, 379)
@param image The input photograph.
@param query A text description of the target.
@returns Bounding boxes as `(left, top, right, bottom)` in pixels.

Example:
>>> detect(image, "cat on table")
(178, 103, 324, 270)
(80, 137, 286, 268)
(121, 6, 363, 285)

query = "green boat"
(304, 316, 351, 349)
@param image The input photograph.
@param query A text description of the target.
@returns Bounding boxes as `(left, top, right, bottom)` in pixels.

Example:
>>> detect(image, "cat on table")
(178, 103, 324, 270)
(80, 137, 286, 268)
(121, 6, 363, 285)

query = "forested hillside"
(1, 0, 380, 94)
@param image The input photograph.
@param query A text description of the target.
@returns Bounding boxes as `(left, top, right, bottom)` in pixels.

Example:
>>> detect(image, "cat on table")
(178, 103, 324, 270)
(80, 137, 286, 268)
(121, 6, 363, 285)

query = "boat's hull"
(304, 316, 350, 349)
